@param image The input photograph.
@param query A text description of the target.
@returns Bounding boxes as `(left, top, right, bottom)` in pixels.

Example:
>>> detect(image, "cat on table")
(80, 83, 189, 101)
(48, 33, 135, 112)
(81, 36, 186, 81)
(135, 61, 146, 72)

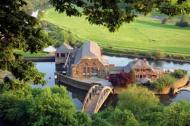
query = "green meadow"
(44, 8, 190, 56)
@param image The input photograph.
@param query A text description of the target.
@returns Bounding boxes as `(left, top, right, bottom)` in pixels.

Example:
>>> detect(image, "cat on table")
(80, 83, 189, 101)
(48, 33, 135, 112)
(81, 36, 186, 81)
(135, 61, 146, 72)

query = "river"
(34, 55, 190, 109)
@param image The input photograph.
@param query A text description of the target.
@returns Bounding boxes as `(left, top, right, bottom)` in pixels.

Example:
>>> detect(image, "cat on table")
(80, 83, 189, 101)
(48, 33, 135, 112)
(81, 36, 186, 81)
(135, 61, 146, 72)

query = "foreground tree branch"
(49, 0, 190, 31)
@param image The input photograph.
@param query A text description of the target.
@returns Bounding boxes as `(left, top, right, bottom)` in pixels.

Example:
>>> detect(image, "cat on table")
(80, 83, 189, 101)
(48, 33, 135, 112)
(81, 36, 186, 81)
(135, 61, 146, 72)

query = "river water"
(34, 55, 190, 109)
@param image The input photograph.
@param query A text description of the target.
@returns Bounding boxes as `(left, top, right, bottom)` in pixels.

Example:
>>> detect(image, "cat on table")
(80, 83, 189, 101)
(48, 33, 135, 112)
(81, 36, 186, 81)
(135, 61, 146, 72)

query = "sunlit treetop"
(49, 0, 190, 31)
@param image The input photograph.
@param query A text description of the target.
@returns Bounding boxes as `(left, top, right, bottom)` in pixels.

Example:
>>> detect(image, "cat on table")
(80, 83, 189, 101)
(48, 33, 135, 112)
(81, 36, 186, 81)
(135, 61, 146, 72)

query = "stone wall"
(56, 73, 100, 90)
(155, 74, 189, 94)
(71, 58, 113, 79)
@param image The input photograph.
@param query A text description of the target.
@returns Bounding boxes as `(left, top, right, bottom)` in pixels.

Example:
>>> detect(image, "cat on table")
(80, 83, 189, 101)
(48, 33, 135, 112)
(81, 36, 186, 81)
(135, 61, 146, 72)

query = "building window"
(83, 67, 86, 74)
(56, 53, 59, 57)
(61, 53, 65, 57)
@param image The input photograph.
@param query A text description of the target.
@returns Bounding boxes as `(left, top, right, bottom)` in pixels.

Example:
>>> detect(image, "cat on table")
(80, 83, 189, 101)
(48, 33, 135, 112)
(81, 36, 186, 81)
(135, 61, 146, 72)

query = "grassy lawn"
(44, 8, 190, 56)
(14, 50, 48, 57)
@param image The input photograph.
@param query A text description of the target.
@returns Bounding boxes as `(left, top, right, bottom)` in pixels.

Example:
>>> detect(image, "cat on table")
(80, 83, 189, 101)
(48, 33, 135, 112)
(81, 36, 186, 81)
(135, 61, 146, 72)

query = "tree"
(117, 85, 160, 120)
(0, 0, 49, 84)
(160, 100, 190, 126)
(92, 108, 139, 126)
(49, 0, 190, 32)
(0, 85, 90, 126)
(21, 0, 35, 14)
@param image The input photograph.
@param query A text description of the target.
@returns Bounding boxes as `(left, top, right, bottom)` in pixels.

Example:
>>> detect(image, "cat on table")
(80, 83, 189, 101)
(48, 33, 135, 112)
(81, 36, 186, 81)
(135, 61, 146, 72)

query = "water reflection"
(34, 62, 55, 87)
(64, 84, 87, 110)
(34, 62, 84, 109)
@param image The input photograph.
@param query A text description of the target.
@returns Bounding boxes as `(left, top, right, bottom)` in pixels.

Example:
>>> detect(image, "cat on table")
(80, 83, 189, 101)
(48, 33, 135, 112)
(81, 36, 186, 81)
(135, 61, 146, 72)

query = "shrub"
(118, 85, 160, 120)
(161, 18, 168, 24)
(176, 16, 189, 27)
(152, 74, 176, 91)
(152, 50, 165, 59)
(172, 69, 187, 79)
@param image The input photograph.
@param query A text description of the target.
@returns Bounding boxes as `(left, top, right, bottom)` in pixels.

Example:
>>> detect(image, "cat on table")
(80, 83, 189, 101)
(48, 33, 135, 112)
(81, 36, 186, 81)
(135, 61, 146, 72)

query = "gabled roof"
(124, 59, 151, 73)
(56, 43, 73, 53)
(74, 41, 109, 65)
(81, 41, 101, 59)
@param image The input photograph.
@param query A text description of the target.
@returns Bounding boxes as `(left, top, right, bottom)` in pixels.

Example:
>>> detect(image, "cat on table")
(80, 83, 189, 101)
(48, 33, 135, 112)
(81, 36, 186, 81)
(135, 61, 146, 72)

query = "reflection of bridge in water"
(82, 85, 113, 114)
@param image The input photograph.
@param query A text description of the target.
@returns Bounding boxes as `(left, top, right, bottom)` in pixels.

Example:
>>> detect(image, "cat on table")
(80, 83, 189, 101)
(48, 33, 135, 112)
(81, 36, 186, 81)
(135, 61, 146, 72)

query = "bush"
(152, 50, 165, 59)
(172, 69, 187, 78)
(118, 85, 160, 120)
(152, 74, 176, 91)
(0, 85, 90, 126)
(176, 16, 189, 27)
(92, 108, 139, 126)
(161, 18, 168, 24)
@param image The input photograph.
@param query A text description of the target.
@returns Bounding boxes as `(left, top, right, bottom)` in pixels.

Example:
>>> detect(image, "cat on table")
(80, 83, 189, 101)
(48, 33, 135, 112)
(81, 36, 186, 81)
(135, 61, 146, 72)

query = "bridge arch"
(93, 86, 113, 113)
(81, 84, 100, 112)
(81, 85, 113, 114)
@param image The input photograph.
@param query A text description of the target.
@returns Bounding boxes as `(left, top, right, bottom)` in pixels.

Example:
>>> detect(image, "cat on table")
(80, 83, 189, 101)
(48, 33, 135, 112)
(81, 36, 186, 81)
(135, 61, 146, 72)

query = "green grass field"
(44, 8, 190, 56)
(14, 50, 48, 57)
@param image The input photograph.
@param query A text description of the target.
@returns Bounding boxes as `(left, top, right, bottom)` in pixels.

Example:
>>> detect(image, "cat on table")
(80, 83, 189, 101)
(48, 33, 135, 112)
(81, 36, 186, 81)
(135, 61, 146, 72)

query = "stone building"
(124, 59, 163, 83)
(71, 41, 114, 79)
(55, 43, 73, 74)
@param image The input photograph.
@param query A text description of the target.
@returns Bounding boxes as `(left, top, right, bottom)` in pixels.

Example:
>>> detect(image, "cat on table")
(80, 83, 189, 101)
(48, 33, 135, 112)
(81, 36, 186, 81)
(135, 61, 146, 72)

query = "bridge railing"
(94, 86, 113, 113)
(81, 85, 100, 112)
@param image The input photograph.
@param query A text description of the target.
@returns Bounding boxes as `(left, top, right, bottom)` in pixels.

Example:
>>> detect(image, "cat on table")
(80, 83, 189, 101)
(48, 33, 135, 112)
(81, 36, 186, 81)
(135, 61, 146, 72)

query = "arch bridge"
(81, 85, 113, 114)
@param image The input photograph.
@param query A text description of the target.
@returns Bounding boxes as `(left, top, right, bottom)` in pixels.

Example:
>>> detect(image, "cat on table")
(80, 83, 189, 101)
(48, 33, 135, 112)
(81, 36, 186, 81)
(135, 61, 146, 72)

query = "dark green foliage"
(49, 0, 190, 31)
(92, 108, 139, 126)
(152, 74, 177, 91)
(0, 57, 45, 85)
(172, 69, 187, 78)
(74, 112, 92, 126)
(0, 0, 49, 53)
(0, 85, 90, 126)
(9, 60, 45, 84)
(92, 118, 112, 126)
(0, 0, 50, 84)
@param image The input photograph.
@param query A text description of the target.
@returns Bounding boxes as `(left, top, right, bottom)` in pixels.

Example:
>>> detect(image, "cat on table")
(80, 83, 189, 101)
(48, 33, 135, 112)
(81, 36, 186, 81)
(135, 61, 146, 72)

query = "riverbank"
(24, 51, 190, 64)
(24, 56, 55, 62)
(103, 50, 190, 64)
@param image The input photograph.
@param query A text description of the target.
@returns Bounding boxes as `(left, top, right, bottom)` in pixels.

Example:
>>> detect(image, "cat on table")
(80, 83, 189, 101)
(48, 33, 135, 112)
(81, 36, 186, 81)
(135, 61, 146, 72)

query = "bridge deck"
(84, 94, 99, 114)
